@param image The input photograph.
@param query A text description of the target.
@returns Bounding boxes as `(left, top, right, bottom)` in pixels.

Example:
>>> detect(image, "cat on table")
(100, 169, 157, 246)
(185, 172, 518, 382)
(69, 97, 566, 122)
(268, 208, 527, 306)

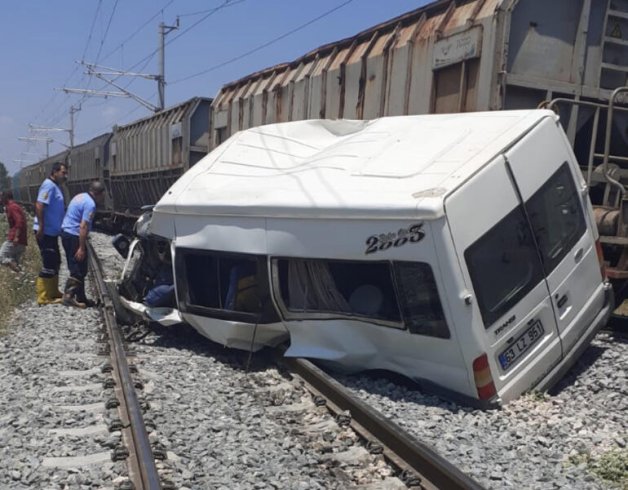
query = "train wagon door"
(446, 153, 562, 400)
(504, 117, 604, 355)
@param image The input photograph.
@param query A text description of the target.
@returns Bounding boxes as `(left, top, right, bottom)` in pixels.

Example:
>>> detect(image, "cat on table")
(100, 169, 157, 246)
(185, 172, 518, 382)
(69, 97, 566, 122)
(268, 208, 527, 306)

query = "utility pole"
(158, 19, 179, 110)
(17, 137, 53, 157)
(28, 105, 80, 150)
(69, 105, 79, 148)
(63, 19, 179, 113)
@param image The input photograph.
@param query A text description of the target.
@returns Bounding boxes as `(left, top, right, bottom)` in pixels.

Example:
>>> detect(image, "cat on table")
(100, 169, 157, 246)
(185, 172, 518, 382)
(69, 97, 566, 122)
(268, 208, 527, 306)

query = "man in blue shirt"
(34, 162, 67, 305)
(61, 181, 106, 308)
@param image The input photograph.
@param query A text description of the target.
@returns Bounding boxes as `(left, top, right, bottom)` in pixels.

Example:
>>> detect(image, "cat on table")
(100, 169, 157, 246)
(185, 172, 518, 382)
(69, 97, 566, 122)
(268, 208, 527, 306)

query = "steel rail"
(283, 357, 485, 490)
(88, 242, 162, 489)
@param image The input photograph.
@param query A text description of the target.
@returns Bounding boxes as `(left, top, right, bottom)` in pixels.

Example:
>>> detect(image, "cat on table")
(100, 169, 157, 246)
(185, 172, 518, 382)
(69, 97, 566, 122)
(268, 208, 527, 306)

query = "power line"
(167, 0, 243, 45)
(94, 0, 121, 65)
(82, 0, 104, 62)
(32, 0, 172, 135)
(172, 0, 355, 84)
(100, 0, 177, 63)
(177, 0, 244, 18)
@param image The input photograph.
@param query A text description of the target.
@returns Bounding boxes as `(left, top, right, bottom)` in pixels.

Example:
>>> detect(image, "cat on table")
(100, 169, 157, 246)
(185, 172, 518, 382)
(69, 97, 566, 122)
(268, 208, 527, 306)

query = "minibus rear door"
(504, 117, 603, 354)
(446, 154, 563, 393)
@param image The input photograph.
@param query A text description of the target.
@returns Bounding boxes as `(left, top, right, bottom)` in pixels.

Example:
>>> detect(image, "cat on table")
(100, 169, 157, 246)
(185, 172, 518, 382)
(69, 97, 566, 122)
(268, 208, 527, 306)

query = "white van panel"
(504, 118, 603, 354)
(265, 218, 434, 261)
(445, 153, 562, 399)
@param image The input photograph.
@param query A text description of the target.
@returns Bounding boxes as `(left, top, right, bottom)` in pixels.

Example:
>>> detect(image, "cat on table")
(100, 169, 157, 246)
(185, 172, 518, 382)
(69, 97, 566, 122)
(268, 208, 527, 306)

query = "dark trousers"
(36, 233, 61, 278)
(61, 232, 88, 281)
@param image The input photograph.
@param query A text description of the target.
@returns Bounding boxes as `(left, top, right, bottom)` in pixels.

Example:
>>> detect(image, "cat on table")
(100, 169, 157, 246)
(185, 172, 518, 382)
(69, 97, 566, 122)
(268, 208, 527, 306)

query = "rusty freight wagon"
(211, 0, 628, 305)
(108, 97, 211, 215)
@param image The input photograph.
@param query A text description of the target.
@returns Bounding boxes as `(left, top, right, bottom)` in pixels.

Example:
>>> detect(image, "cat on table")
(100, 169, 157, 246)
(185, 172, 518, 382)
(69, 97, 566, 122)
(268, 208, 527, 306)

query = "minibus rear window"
(525, 162, 586, 275)
(465, 206, 545, 327)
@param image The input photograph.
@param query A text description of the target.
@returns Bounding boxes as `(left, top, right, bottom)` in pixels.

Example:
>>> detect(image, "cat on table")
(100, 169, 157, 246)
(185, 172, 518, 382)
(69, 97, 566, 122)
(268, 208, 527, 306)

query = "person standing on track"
(33, 162, 67, 305)
(61, 181, 106, 308)
(0, 190, 27, 273)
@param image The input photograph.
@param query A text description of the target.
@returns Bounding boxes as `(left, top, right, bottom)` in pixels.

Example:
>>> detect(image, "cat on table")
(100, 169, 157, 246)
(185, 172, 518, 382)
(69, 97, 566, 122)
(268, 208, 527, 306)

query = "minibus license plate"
(498, 320, 544, 371)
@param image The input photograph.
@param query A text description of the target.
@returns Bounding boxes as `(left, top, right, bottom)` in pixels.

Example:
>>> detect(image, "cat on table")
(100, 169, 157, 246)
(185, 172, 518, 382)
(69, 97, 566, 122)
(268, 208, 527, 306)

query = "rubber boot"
(63, 277, 86, 309)
(50, 275, 63, 299)
(36, 277, 46, 306)
(75, 280, 96, 308)
(36, 277, 63, 306)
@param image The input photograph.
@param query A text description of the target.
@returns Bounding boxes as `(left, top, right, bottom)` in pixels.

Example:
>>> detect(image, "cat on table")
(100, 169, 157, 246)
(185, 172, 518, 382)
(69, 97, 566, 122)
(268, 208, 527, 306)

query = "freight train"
(12, 97, 211, 228)
(11, 0, 628, 297)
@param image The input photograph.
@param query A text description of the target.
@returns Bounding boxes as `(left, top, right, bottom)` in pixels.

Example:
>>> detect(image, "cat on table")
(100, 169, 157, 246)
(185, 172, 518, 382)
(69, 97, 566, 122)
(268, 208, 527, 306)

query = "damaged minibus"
(119, 110, 612, 405)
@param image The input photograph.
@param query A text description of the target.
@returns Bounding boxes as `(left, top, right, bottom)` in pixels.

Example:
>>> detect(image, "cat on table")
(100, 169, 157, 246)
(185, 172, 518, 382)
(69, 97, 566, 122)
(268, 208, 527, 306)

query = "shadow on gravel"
(548, 343, 606, 396)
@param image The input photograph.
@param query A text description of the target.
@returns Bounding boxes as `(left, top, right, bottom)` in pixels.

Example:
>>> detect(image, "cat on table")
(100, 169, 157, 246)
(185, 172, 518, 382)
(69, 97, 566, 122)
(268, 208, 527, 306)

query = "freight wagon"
(67, 132, 113, 210)
(210, 0, 628, 303)
(13, 150, 70, 209)
(109, 97, 211, 215)
(211, 0, 627, 146)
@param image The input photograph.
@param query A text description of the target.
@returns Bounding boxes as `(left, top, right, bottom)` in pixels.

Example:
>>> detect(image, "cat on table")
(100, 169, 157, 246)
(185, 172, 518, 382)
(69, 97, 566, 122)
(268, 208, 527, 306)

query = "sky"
(0, 0, 430, 176)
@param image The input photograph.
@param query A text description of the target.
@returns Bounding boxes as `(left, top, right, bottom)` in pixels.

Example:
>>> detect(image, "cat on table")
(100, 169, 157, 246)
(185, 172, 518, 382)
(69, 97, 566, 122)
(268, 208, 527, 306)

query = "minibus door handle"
(574, 248, 584, 263)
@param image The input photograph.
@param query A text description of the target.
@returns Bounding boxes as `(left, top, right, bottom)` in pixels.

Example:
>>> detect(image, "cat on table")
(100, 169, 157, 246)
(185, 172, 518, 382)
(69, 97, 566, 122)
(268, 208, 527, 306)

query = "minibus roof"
(155, 110, 555, 220)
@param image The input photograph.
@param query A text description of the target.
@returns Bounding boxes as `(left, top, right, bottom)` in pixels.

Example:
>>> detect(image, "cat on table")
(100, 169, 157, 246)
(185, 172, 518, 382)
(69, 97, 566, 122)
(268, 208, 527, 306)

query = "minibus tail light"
(595, 239, 606, 279)
(473, 353, 496, 400)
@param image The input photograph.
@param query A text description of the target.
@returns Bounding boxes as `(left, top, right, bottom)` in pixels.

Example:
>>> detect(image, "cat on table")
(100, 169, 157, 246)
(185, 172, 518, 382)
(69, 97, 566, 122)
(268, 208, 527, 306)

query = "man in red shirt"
(0, 190, 27, 272)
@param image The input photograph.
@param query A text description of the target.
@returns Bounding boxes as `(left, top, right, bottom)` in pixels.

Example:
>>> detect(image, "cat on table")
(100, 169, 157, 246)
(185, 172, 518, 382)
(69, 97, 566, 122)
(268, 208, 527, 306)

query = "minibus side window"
(525, 162, 586, 275)
(465, 207, 545, 327)
(276, 259, 402, 323)
(393, 262, 450, 338)
(275, 258, 450, 337)
(176, 249, 278, 323)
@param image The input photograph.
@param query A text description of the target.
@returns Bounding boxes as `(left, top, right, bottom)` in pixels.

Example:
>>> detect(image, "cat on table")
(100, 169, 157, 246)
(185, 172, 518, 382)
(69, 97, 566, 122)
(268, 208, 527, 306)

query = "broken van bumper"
(535, 281, 614, 393)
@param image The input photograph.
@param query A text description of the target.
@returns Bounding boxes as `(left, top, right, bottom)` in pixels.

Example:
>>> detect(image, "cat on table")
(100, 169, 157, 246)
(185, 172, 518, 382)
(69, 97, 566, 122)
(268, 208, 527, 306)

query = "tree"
(0, 162, 10, 191)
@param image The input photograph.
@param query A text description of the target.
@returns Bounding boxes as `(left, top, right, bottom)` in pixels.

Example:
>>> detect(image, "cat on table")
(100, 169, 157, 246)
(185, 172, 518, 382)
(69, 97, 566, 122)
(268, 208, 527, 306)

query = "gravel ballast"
(5, 231, 619, 489)
(93, 231, 627, 489)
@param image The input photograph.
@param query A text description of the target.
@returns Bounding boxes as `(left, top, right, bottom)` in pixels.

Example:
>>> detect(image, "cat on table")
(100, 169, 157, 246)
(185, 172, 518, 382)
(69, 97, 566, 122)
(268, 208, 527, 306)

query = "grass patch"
(568, 449, 628, 488)
(0, 217, 41, 335)
(526, 390, 549, 402)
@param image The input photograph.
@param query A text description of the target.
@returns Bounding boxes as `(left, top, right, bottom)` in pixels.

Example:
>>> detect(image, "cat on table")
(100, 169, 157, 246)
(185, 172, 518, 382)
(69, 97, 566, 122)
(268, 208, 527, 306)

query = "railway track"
(84, 231, 628, 489)
(282, 357, 483, 490)
(87, 237, 485, 489)
(87, 242, 164, 489)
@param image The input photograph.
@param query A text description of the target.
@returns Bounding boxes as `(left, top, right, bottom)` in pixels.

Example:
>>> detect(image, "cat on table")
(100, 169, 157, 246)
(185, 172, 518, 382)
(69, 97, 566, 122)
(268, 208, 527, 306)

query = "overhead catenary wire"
(171, 0, 355, 85)
(22, 0, 174, 154)
(23, 0, 354, 161)
(82, 0, 104, 62)
(100, 0, 177, 64)
(94, 0, 121, 67)
(32, 0, 240, 134)
(124, 0, 244, 76)
(28, 0, 104, 131)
